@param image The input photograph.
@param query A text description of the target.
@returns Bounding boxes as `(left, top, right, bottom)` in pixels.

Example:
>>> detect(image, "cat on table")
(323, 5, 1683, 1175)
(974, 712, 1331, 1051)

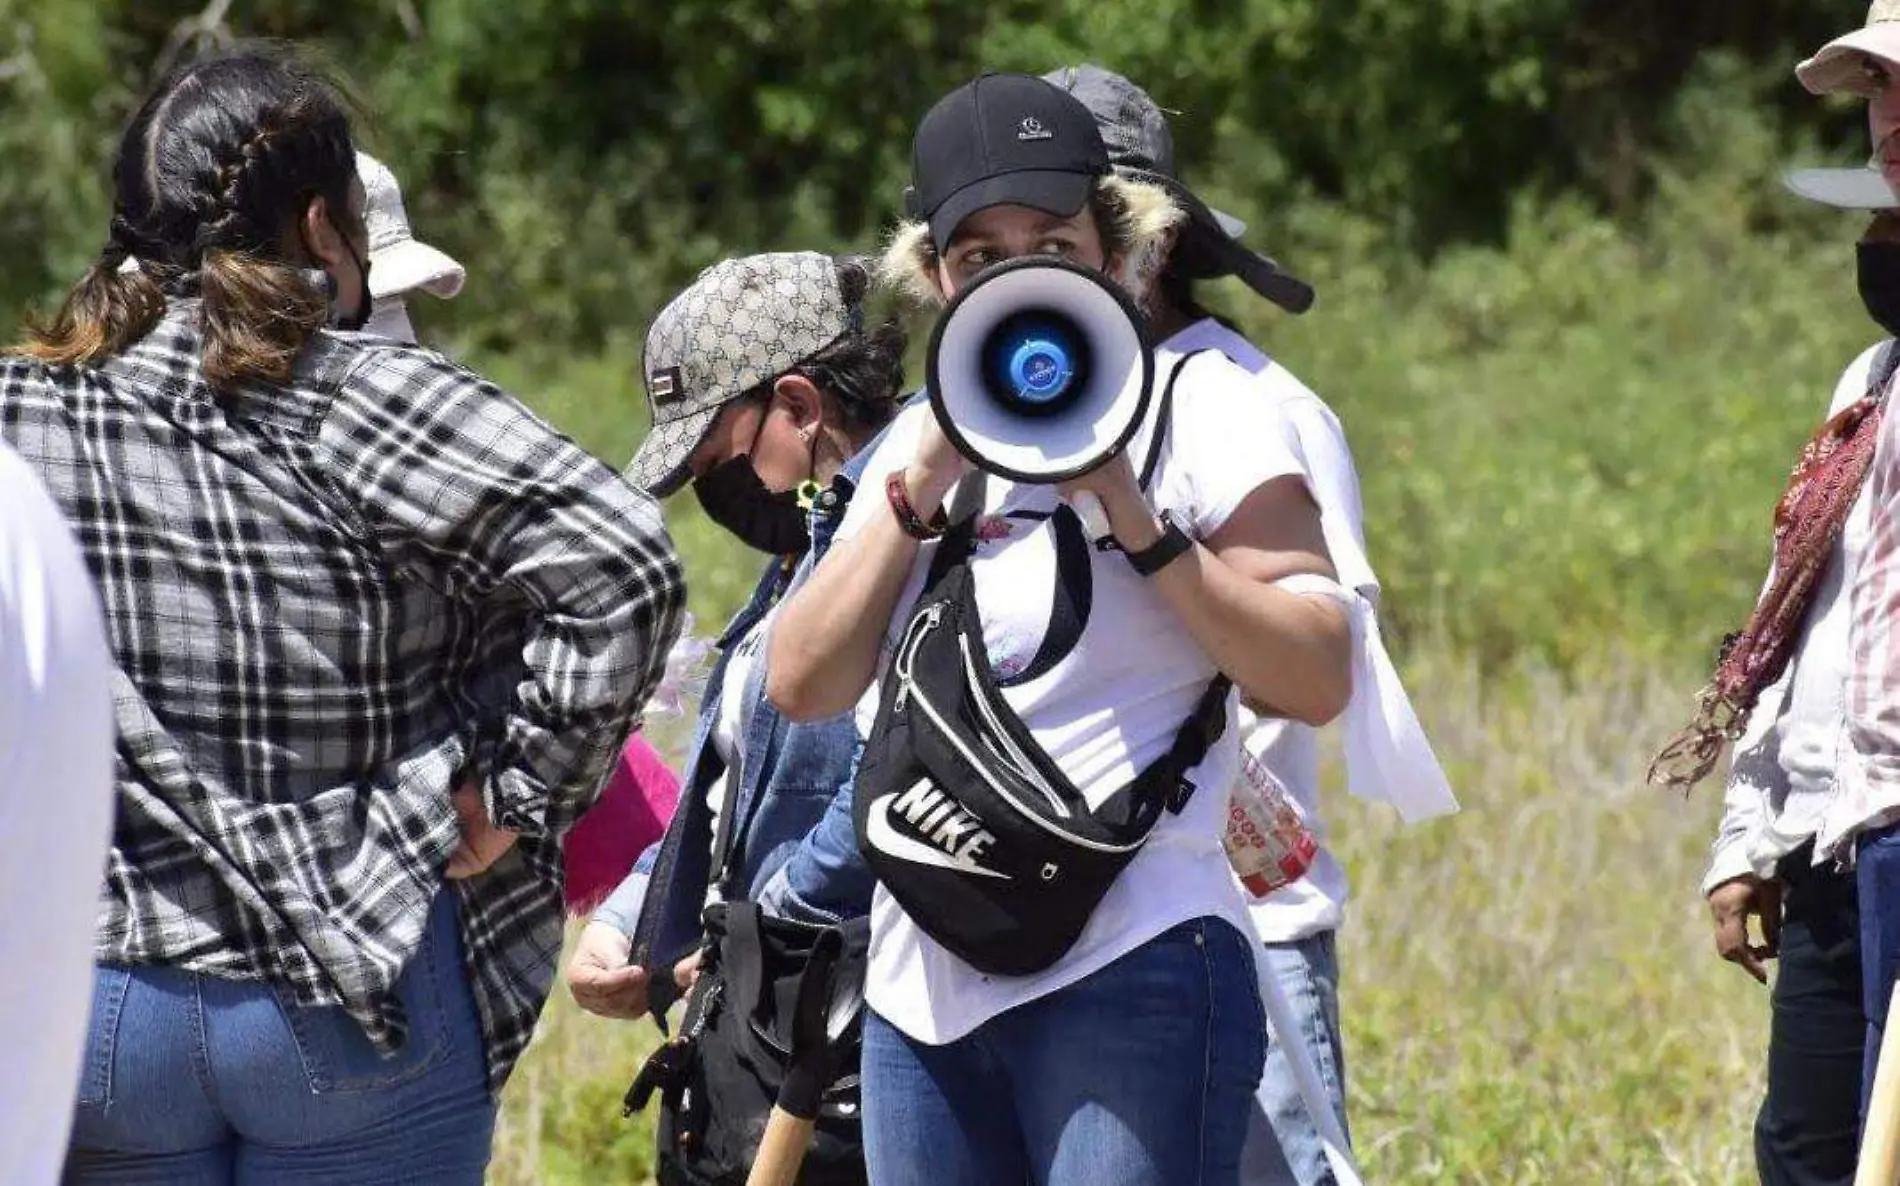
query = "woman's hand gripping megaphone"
(913, 408, 1137, 545)
(1057, 450, 1162, 552)
(910, 412, 972, 510)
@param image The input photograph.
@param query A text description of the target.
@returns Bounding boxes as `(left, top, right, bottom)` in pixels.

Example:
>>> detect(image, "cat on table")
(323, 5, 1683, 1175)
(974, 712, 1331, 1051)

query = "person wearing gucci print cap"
(770, 71, 1353, 1186)
(568, 252, 903, 1182)
(570, 252, 903, 1023)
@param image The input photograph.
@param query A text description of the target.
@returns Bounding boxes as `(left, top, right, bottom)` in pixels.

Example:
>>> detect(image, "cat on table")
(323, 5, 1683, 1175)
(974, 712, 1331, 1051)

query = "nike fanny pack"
(853, 463, 1232, 977)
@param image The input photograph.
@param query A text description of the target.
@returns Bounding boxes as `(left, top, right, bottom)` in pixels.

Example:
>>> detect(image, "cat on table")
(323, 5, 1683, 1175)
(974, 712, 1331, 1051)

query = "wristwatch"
(1124, 512, 1192, 576)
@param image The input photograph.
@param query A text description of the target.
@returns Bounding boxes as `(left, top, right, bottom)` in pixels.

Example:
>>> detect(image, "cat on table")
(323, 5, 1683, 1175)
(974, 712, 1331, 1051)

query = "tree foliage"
(0, 0, 1872, 351)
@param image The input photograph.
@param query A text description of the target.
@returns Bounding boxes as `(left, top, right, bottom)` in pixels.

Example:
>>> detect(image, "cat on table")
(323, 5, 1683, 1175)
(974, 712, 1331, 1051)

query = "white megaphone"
(926, 257, 1155, 539)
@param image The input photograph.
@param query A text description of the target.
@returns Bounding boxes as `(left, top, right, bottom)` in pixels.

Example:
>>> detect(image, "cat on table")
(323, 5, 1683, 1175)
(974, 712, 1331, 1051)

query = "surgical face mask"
(1860, 241, 1900, 337)
(363, 295, 417, 343)
(692, 455, 810, 556)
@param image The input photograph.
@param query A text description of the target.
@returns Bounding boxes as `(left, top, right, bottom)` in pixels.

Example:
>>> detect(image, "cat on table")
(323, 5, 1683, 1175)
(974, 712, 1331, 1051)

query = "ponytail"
(15, 246, 165, 367)
(200, 249, 328, 390)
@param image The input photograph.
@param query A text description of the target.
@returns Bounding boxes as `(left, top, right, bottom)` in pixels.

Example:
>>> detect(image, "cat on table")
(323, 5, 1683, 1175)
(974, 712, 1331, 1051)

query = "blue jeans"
(1240, 932, 1351, 1186)
(861, 916, 1266, 1186)
(65, 892, 495, 1184)
(1860, 822, 1900, 1118)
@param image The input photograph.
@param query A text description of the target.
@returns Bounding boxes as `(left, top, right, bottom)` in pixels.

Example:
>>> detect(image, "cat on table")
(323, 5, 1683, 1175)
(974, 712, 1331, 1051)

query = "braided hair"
(18, 46, 361, 392)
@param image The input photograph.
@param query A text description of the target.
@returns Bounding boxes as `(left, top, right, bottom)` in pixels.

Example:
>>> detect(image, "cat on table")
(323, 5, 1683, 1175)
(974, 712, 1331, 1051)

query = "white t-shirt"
(0, 444, 116, 1185)
(1704, 340, 1890, 892)
(841, 343, 1307, 1044)
(704, 606, 773, 903)
(1167, 319, 1459, 942)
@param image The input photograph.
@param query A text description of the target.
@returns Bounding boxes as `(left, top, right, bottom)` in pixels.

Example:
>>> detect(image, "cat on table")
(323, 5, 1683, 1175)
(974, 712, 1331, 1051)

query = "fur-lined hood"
(876, 174, 1183, 309)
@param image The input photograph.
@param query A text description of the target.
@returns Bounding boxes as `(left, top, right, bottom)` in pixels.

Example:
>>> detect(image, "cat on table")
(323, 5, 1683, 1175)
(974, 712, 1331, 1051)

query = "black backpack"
(852, 355, 1232, 976)
(624, 901, 870, 1186)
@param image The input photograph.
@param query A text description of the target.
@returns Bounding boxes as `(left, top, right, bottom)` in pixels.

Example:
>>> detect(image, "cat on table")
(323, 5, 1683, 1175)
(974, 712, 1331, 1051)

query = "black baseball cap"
(905, 73, 1111, 253)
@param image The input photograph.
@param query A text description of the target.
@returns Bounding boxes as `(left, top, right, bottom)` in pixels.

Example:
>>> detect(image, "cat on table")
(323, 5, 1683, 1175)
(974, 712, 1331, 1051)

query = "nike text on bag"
(853, 467, 1231, 977)
(624, 903, 870, 1186)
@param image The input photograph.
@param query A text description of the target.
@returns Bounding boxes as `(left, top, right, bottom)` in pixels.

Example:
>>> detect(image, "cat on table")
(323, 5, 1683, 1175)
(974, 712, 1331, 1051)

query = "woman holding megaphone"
(767, 72, 1353, 1186)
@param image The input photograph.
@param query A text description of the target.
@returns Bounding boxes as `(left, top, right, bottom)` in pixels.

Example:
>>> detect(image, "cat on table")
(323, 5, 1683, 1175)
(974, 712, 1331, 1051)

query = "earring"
(798, 426, 814, 442)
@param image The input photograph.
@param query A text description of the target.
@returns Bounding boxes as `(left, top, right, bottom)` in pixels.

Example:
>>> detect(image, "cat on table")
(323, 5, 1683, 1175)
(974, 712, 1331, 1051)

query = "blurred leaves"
(0, 0, 1887, 672)
(0, 0, 1872, 347)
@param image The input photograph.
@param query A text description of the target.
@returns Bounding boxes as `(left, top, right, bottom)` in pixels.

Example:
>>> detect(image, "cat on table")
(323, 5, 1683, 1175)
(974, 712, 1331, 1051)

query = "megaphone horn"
(926, 257, 1156, 491)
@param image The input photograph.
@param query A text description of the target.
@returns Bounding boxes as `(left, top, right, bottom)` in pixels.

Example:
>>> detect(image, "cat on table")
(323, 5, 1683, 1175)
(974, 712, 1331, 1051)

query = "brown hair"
(16, 46, 359, 393)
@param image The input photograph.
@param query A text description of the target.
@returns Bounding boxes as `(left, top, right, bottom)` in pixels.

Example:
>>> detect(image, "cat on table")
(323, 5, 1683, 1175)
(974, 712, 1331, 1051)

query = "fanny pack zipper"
(959, 633, 1071, 819)
(890, 601, 1139, 855)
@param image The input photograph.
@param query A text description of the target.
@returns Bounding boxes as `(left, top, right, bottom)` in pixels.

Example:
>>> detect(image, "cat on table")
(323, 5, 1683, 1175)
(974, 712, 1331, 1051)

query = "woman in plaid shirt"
(2, 47, 684, 1183)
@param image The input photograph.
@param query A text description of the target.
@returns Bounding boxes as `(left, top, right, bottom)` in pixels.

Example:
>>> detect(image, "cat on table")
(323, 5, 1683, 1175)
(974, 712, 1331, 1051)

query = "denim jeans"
(65, 892, 495, 1184)
(860, 916, 1266, 1186)
(1756, 846, 1860, 1186)
(1860, 822, 1900, 1120)
(1240, 931, 1351, 1186)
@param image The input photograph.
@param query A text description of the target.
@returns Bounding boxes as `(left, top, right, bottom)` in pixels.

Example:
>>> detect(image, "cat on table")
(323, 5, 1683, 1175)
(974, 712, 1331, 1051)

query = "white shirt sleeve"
(1159, 352, 1308, 539)
(1267, 382, 1380, 603)
(0, 445, 116, 1186)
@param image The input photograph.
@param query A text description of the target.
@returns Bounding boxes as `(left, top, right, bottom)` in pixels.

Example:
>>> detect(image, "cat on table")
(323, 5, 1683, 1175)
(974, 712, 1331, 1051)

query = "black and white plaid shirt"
(1, 304, 684, 1089)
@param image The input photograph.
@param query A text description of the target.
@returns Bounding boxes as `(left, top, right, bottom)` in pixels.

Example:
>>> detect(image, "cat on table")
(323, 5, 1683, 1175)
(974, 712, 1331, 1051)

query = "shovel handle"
(1859, 980, 1900, 1186)
(745, 1106, 817, 1186)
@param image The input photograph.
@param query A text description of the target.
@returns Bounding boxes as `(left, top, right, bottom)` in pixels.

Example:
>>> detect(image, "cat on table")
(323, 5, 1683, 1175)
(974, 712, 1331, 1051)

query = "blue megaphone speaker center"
(982, 310, 1093, 418)
(927, 258, 1154, 485)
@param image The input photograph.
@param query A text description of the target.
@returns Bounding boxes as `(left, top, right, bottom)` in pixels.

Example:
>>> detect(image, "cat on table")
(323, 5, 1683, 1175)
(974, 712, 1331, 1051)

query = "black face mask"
(693, 456, 812, 556)
(333, 234, 374, 332)
(1860, 241, 1900, 338)
(305, 216, 373, 332)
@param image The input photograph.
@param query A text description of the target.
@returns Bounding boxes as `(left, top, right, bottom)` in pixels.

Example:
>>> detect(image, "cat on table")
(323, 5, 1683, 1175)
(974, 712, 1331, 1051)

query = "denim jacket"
(595, 456, 877, 1016)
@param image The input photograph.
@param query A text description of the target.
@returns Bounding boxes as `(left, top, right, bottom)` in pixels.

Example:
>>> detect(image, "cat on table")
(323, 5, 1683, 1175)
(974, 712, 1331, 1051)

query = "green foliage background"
(2, 0, 1888, 671)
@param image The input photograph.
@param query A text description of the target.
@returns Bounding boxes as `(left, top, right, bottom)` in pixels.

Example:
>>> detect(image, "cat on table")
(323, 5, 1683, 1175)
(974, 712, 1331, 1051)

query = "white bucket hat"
(1797, 0, 1900, 96)
(1783, 163, 1900, 210)
(357, 152, 465, 301)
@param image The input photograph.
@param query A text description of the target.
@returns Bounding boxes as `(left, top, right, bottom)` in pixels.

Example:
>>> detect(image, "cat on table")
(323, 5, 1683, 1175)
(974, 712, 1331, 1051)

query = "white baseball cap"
(1797, 1, 1900, 96)
(357, 152, 465, 302)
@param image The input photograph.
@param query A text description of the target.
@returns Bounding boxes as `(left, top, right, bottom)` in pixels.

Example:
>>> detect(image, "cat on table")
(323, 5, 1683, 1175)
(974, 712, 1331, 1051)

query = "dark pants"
(1756, 847, 1863, 1186)
(1861, 823, 1900, 1114)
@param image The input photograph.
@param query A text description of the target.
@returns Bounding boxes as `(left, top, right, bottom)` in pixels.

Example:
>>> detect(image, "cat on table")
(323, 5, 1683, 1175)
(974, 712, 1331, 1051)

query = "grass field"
(484, 644, 1765, 1185)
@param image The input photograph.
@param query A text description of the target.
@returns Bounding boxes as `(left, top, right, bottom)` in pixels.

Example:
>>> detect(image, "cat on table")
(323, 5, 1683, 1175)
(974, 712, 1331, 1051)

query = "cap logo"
(1017, 116, 1053, 142)
(649, 366, 683, 406)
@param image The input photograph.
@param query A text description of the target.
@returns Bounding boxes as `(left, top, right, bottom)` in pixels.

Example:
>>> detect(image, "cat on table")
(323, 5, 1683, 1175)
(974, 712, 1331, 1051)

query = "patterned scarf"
(1649, 348, 1899, 789)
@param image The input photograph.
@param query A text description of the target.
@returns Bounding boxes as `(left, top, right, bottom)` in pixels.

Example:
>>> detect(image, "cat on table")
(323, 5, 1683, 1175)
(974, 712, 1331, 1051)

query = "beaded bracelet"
(886, 471, 949, 540)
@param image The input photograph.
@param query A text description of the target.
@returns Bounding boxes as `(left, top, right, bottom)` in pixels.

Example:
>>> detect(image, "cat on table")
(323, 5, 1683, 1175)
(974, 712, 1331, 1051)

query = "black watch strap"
(1125, 513, 1192, 576)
